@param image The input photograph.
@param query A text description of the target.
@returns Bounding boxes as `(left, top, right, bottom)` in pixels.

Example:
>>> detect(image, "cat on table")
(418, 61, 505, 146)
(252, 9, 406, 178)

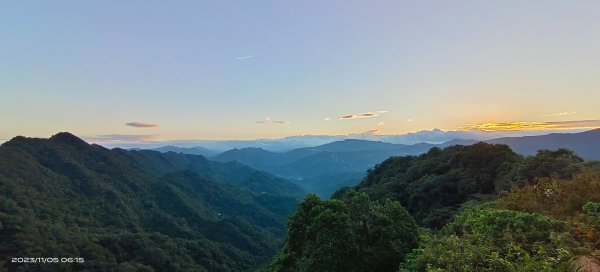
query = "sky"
(1, 1, 600, 144)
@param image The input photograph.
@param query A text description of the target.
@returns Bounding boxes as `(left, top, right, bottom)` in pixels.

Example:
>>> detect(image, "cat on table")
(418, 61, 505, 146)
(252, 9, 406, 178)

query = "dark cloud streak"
(126, 122, 158, 128)
(338, 111, 387, 120)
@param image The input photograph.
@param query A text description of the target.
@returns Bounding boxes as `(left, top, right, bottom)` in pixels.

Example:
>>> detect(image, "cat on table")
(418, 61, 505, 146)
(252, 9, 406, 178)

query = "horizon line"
(2, 128, 597, 147)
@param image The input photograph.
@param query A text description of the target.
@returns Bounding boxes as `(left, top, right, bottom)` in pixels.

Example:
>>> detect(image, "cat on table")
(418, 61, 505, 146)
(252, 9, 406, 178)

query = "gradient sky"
(1, 1, 599, 143)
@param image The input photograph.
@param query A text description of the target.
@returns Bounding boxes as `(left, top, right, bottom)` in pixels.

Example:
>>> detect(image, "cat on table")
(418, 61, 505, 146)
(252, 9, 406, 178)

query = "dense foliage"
(0, 133, 304, 271)
(298, 142, 600, 271)
(494, 148, 585, 191)
(339, 143, 592, 228)
(269, 191, 418, 272)
(401, 206, 574, 271)
(338, 143, 520, 227)
(400, 172, 600, 272)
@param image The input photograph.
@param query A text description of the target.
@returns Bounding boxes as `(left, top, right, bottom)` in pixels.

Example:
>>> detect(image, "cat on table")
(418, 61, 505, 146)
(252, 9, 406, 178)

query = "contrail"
(236, 55, 257, 60)
(542, 112, 576, 117)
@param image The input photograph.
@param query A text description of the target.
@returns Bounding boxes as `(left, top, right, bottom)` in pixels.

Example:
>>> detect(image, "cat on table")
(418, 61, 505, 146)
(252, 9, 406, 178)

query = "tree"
(270, 192, 418, 272)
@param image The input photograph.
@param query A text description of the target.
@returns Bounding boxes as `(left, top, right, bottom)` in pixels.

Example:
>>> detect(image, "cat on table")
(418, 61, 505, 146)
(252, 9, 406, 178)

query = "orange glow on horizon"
(459, 120, 600, 132)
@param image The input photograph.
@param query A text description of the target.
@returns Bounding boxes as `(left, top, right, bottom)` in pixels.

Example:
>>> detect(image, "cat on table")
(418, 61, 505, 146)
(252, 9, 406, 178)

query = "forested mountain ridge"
(339, 142, 588, 228)
(113, 148, 305, 198)
(270, 142, 600, 271)
(0, 132, 304, 271)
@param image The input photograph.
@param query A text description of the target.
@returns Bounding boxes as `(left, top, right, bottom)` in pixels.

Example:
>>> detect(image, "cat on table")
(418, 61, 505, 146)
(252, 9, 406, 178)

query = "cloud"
(254, 116, 290, 124)
(458, 119, 600, 132)
(84, 134, 159, 144)
(377, 121, 385, 126)
(353, 129, 382, 136)
(126, 122, 158, 128)
(406, 118, 414, 122)
(236, 55, 257, 60)
(338, 111, 388, 120)
(323, 117, 332, 121)
(542, 112, 577, 117)
(360, 129, 381, 136)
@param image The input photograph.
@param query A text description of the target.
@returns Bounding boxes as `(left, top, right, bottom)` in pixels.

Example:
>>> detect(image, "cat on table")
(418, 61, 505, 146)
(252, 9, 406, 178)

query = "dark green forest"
(0, 133, 304, 271)
(270, 142, 600, 271)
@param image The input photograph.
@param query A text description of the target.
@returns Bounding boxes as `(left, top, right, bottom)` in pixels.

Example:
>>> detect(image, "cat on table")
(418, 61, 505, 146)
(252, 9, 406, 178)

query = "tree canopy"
(270, 191, 418, 272)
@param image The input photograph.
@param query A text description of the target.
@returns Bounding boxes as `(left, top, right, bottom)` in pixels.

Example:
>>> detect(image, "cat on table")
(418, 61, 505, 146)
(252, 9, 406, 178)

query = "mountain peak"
(1, 135, 29, 147)
(50, 132, 88, 145)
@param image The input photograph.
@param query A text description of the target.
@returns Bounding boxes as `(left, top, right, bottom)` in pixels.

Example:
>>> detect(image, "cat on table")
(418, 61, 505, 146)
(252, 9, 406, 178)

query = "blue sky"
(1, 1, 599, 144)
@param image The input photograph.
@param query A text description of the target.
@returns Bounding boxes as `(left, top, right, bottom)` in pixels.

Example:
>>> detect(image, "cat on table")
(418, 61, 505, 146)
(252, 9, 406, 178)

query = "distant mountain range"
(486, 129, 600, 160)
(150, 145, 219, 157)
(96, 128, 591, 151)
(154, 129, 600, 197)
(0, 132, 305, 271)
(210, 140, 455, 197)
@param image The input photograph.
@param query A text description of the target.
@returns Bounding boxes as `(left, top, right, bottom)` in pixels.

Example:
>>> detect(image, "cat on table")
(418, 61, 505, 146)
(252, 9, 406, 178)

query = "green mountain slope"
(114, 148, 305, 198)
(0, 133, 303, 271)
(336, 142, 588, 228)
(271, 142, 600, 271)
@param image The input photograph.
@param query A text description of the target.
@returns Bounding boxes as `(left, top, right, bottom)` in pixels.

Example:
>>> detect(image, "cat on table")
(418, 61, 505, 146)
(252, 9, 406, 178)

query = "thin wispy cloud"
(126, 122, 158, 128)
(358, 129, 382, 135)
(542, 112, 577, 117)
(377, 121, 385, 126)
(323, 117, 332, 121)
(236, 55, 257, 60)
(338, 111, 388, 120)
(459, 119, 600, 132)
(406, 118, 414, 122)
(254, 116, 290, 124)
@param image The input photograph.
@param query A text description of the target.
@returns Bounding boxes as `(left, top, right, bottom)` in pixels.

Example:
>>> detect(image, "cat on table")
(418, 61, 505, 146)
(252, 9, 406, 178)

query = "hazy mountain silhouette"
(485, 129, 600, 160)
(208, 129, 600, 196)
(152, 145, 219, 157)
(211, 140, 438, 196)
